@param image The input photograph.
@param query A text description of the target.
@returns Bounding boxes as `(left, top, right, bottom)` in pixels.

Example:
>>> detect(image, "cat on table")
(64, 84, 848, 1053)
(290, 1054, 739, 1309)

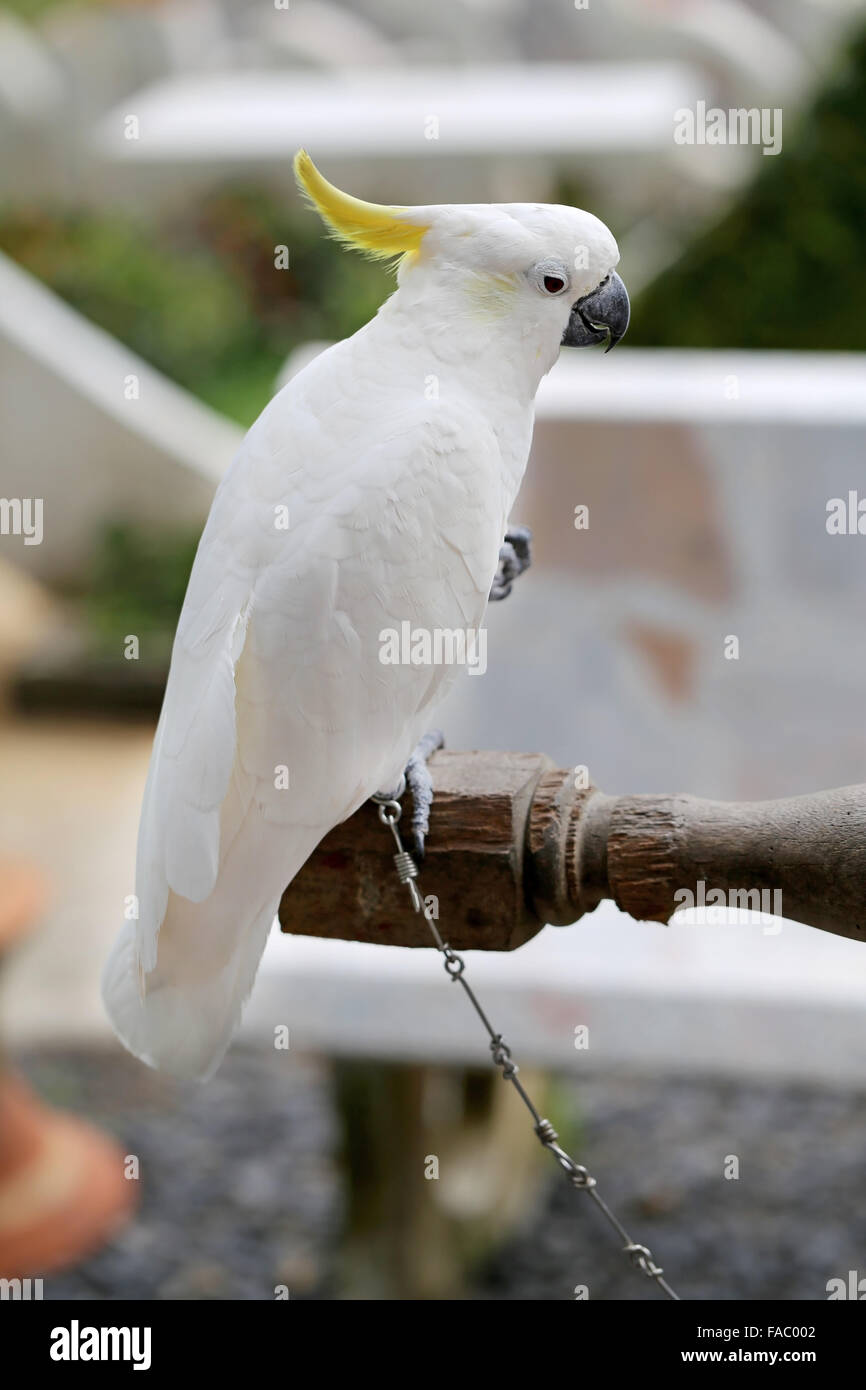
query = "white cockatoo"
(102, 152, 629, 1080)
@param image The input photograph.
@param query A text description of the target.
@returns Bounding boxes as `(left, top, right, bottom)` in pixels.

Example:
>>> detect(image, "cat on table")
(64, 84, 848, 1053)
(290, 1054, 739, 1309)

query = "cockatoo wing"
(103, 358, 506, 1080)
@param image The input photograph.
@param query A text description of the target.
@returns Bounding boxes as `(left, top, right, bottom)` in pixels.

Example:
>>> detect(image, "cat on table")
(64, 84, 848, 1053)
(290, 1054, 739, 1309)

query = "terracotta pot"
(0, 860, 137, 1280)
(0, 1070, 136, 1278)
(0, 859, 47, 954)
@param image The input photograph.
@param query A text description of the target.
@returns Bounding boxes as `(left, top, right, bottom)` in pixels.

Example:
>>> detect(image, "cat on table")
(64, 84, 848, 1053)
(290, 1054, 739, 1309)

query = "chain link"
(372, 792, 680, 1302)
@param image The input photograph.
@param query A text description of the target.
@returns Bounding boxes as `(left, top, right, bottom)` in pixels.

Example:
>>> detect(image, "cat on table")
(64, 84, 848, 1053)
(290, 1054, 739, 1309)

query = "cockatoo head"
(294, 151, 629, 373)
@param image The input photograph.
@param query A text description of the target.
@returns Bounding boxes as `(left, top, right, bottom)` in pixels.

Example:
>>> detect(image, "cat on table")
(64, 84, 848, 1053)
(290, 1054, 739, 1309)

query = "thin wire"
(372, 793, 681, 1302)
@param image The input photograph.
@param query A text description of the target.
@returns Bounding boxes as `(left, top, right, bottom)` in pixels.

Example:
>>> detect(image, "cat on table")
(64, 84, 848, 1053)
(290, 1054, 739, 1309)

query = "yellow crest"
(293, 150, 428, 262)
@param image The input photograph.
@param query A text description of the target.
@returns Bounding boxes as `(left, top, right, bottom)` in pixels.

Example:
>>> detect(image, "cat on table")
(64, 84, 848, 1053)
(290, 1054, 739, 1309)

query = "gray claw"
(489, 525, 532, 601)
(404, 729, 445, 860)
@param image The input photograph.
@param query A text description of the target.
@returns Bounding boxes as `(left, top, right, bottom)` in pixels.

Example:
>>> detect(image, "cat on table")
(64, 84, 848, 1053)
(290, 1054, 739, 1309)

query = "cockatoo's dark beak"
(562, 270, 630, 352)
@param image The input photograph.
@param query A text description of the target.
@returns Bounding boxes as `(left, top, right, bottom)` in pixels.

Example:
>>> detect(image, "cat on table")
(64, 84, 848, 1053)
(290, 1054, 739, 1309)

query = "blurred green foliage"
(4, 0, 88, 20)
(631, 27, 866, 350)
(0, 187, 392, 425)
(85, 521, 200, 663)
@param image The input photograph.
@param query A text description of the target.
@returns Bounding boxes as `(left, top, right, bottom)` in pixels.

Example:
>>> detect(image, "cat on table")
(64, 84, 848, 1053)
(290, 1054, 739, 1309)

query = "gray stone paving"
(16, 1046, 866, 1302)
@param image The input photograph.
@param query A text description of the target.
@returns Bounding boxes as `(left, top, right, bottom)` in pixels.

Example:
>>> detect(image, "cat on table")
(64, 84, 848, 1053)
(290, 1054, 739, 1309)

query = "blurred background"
(1, 0, 866, 1300)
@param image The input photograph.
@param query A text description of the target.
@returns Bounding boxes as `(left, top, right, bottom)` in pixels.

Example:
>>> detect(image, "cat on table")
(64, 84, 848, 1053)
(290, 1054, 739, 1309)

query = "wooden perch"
(279, 751, 866, 950)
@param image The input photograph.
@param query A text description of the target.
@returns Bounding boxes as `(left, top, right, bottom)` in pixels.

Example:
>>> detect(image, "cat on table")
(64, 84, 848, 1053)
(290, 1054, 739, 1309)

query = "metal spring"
(393, 849, 419, 883)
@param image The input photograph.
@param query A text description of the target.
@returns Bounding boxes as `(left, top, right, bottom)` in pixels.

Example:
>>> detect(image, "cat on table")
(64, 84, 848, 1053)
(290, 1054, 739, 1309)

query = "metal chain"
(372, 791, 681, 1302)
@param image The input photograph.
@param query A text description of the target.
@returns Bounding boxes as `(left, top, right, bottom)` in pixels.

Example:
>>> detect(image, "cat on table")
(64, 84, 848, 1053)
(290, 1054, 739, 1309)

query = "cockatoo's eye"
(529, 260, 571, 297)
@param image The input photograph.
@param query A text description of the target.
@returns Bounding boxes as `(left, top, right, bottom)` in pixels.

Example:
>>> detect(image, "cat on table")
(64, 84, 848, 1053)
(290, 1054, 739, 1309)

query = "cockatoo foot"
(404, 729, 445, 861)
(489, 525, 532, 601)
(372, 730, 444, 861)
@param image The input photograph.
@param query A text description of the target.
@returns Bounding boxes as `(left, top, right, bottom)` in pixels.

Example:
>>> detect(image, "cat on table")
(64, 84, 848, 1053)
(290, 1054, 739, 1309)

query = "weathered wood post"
(278, 750, 865, 1297)
(280, 750, 866, 945)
